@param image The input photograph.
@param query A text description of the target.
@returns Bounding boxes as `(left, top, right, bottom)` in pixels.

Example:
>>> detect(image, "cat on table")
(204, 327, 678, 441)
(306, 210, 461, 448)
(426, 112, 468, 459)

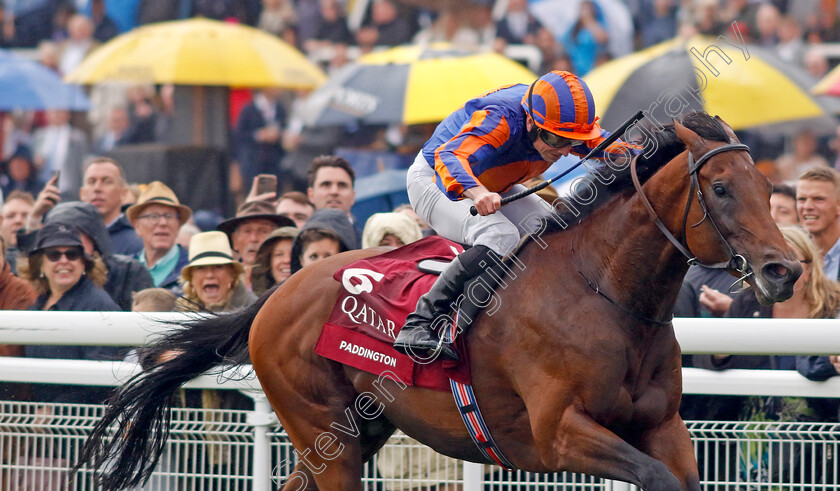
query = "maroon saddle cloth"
(314, 236, 471, 392)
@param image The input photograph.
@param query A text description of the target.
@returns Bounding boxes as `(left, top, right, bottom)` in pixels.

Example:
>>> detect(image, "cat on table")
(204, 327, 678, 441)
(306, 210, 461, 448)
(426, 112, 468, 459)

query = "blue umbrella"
(0, 50, 89, 110)
(351, 169, 410, 226)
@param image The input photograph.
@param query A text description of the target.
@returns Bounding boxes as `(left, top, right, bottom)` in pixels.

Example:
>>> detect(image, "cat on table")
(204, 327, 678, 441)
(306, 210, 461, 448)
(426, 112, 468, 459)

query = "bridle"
(630, 141, 754, 292)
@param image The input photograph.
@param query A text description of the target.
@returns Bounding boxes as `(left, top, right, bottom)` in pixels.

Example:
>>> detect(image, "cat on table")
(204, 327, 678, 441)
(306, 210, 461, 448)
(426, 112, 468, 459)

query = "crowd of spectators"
(0, 0, 836, 203)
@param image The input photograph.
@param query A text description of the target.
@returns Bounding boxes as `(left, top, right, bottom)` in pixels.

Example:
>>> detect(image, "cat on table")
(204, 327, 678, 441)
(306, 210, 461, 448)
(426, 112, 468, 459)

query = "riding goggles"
(537, 129, 583, 149)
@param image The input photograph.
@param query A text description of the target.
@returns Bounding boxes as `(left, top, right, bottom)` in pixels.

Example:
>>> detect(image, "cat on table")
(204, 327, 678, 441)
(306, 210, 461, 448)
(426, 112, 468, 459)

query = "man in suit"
(235, 88, 287, 187)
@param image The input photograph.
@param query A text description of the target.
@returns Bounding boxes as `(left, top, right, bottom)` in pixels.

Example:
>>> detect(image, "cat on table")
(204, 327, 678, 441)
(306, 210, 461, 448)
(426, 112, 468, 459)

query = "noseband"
(630, 142, 753, 291)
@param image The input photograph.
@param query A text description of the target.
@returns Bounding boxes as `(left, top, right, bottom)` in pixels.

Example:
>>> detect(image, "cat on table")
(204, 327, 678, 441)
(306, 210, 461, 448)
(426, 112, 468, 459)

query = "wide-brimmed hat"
(126, 181, 192, 226)
(31, 223, 83, 255)
(217, 200, 295, 237)
(181, 231, 244, 280)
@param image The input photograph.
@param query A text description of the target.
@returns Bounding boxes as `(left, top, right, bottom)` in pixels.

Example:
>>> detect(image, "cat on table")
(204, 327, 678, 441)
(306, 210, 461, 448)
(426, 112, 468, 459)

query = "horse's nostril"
(762, 262, 790, 281)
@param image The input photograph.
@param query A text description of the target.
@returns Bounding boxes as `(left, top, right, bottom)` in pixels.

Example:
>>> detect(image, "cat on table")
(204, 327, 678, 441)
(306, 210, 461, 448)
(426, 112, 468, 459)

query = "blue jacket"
(25, 276, 124, 404)
(797, 356, 838, 381)
(108, 214, 144, 257)
(157, 244, 190, 297)
(422, 84, 637, 200)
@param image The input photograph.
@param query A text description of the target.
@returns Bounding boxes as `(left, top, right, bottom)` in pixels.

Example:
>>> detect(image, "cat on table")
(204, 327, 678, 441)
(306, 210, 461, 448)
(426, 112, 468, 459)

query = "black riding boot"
(393, 245, 500, 362)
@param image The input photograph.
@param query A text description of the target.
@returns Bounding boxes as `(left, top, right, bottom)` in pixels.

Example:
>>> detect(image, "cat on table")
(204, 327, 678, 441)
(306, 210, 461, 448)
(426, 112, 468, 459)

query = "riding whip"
(469, 110, 645, 216)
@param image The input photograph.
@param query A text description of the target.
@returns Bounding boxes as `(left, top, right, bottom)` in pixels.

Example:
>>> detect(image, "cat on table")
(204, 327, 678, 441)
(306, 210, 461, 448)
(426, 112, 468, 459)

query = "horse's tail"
(72, 290, 274, 490)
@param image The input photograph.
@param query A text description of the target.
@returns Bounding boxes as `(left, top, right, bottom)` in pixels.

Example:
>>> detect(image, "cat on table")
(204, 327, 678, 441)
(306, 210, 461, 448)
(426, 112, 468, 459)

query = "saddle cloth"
(314, 236, 471, 392)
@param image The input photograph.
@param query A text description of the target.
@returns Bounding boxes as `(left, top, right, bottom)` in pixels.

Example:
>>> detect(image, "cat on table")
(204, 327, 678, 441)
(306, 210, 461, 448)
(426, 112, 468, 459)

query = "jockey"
(393, 70, 639, 361)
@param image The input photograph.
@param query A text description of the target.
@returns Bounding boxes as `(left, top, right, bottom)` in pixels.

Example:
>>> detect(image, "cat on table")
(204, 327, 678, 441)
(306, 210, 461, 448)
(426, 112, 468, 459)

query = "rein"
(577, 270, 673, 326)
(630, 142, 754, 292)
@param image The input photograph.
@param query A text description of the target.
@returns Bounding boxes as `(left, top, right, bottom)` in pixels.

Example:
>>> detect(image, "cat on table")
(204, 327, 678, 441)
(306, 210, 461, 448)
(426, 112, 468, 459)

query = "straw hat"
(217, 200, 295, 238)
(180, 231, 244, 280)
(126, 181, 192, 226)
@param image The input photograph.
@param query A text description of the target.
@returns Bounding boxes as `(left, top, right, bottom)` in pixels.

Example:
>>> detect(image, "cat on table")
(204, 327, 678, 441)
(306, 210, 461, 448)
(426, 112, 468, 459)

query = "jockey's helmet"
(521, 70, 602, 141)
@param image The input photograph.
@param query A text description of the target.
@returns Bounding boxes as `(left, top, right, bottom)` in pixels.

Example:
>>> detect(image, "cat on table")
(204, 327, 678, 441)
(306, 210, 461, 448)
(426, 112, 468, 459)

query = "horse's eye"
(713, 184, 727, 197)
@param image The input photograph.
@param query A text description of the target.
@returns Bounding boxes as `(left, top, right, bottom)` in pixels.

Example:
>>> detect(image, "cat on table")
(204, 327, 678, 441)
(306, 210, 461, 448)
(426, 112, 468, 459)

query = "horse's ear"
(673, 119, 705, 155)
(714, 115, 740, 143)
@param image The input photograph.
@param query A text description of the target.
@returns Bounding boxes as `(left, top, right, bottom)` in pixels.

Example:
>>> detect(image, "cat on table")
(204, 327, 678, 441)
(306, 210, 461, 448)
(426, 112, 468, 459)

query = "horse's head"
(674, 117, 801, 304)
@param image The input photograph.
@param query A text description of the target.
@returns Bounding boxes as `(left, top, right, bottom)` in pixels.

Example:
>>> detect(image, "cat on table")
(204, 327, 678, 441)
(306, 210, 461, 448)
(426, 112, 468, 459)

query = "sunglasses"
(537, 129, 583, 149)
(44, 248, 83, 262)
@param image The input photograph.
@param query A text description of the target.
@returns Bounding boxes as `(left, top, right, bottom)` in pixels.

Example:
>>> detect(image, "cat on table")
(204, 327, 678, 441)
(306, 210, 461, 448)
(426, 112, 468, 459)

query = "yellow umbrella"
(303, 43, 537, 126)
(584, 36, 838, 135)
(66, 18, 326, 88)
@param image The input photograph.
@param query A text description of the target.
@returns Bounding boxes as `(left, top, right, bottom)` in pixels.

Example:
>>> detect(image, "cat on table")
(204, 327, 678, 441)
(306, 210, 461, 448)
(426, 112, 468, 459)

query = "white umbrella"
(529, 0, 634, 58)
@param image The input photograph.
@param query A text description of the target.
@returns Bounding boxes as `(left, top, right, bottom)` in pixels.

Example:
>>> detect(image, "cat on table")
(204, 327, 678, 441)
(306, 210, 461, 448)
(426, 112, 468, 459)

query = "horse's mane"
(540, 111, 730, 235)
(635, 111, 730, 169)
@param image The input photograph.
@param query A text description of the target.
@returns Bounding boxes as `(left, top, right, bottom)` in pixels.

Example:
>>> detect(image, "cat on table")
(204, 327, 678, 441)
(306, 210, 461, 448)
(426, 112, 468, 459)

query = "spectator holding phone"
(245, 173, 279, 203)
(79, 157, 143, 256)
(24, 172, 61, 232)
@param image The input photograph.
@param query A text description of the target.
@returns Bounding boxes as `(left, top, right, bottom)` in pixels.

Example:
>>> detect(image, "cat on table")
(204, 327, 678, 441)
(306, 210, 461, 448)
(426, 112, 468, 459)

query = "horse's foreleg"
(279, 463, 317, 490)
(639, 414, 701, 491)
(540, 406, 683, 491)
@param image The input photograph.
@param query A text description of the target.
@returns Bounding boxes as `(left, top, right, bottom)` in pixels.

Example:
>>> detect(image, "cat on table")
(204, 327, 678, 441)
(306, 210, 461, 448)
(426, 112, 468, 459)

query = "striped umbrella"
(813, 64, 840, 97)
(584, 35, 840, 135)
(301, 43, 537, 127)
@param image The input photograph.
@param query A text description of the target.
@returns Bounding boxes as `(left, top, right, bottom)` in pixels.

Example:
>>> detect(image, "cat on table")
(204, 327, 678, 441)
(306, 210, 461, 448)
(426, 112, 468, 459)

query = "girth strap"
(449, 378, 515, 470)
(446, 312, 514, 470)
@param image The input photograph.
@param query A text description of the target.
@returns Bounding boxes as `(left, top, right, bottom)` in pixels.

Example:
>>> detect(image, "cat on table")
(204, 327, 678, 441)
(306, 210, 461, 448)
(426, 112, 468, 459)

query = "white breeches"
(406, 153, 553, 256)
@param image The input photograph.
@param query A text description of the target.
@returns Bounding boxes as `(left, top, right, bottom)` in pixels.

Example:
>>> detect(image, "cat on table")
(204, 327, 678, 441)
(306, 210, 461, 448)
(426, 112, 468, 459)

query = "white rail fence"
(1, 312, 839, 490)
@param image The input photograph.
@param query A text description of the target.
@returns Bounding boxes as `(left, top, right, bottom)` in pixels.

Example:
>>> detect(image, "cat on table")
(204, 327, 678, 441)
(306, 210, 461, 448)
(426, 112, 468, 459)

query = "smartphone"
(254, 174, 277, 195)
(51, 170, 60, 186)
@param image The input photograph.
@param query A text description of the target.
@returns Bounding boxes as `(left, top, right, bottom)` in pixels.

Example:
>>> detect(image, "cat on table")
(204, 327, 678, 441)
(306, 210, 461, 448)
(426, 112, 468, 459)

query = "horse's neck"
(563, 153, 694, 323)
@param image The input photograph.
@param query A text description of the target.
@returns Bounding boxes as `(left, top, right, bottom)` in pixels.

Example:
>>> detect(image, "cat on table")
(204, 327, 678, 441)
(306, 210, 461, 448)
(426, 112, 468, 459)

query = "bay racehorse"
(74, 112, 801, 491)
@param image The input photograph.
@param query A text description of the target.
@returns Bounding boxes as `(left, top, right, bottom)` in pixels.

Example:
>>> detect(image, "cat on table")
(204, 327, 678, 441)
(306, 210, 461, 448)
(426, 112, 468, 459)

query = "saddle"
(315, 235, 519, 392)
(418, 238, 528, 336)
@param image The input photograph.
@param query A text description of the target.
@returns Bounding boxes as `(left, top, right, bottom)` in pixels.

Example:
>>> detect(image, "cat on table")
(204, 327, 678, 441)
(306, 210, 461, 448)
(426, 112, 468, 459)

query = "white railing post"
(245, 391, 277, 491)
(462, 461, 484, 491)
(604, 479, 633, 491)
